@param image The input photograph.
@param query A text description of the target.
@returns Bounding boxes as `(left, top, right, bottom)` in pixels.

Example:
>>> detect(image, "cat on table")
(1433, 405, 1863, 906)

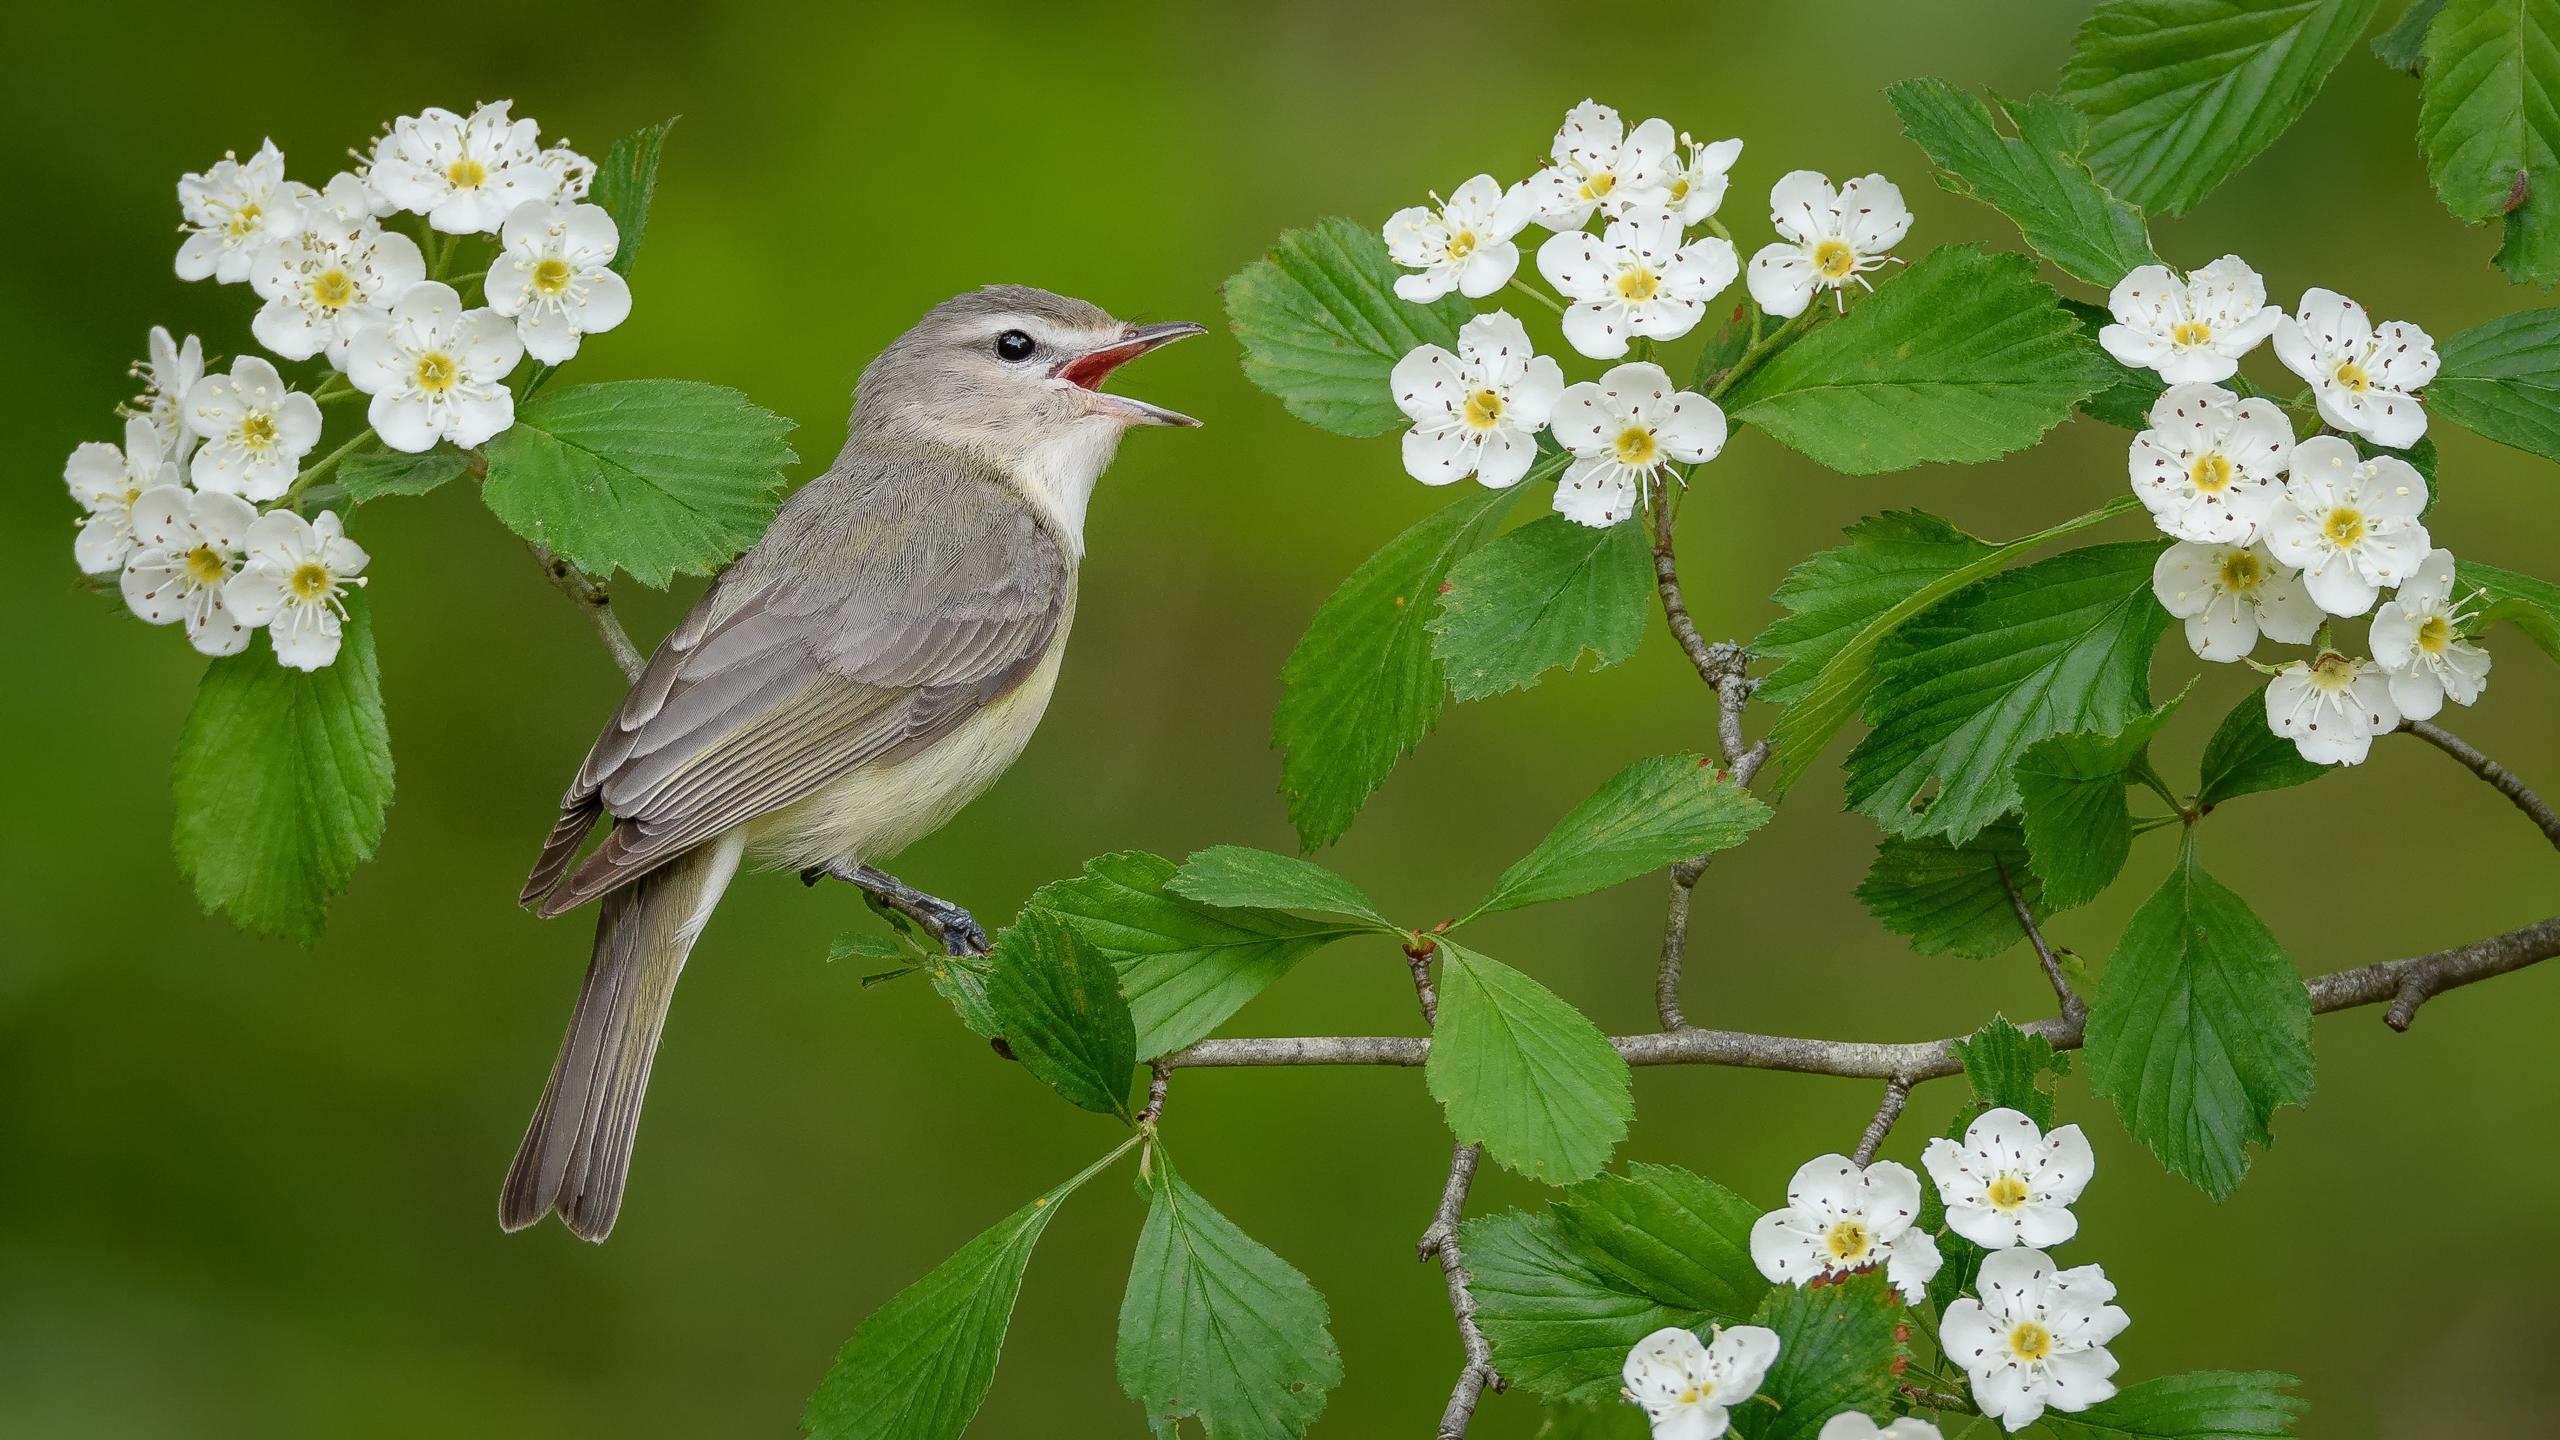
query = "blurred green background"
(6, 1, 2557, 1434)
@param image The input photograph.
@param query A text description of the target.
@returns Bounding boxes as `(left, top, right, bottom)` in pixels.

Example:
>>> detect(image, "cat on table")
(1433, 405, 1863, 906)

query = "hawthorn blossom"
(1550, 362, 1726, 527)
(1941, 1249, 2128, 1432)
(485, 200, 633, 363)
(119, 485, 259, 656)
(2265, 436, 2430, 616)
(66, 417, 182, 574)
(1747, 171, 1911, 319)
(182, 357, 323, 502)
(1621, 1325, 1780, 1440)
(2273, 288, 2437, 448)
(346, 281, 525, 451)
(130, 326, 205, 466)
(1662, 134, 1744, 226)
(176, 140, 302, 283)
(1520, 100, 1677, 230)
(2152, 541, 2323, 663)
(2371, 548, 2491, 720)
(1749, 1154, 1941, 1304)
(2266, 652, 2401, 766)
(1818, 1417, 1944, 1440)
(1538, 207, 1738, 358)
(1921, 1107, 2096, 1251)
(1390, 311, 1564, 488)
(2098, 256, 2281, 384)
(251, 201, 429, 368)
(224, 509, 370, 670)
(1383, 175, 1531, 302)
(2127, 383, 2292, 544)
(536, 142, 596, 200)
(368, 102, 561, 234)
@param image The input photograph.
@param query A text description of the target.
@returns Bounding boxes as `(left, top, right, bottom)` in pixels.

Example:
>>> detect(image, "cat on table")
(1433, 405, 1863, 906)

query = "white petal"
(1747, 245, 1817, 318)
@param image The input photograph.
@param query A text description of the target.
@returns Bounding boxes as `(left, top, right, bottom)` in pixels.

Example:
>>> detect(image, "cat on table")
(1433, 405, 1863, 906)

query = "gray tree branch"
(529, 542, 646, 682)
(2402, 719, 2560, 852)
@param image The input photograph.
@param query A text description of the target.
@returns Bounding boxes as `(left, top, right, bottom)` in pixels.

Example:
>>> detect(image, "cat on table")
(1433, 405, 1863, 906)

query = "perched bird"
(502, 286, 1201, 1240)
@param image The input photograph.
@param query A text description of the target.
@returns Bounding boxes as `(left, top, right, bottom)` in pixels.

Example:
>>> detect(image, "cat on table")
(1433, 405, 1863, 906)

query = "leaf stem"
(286, 427, 378, 505)
(1708, 306, 1813, 400)
(1505, 277, 1567, 317)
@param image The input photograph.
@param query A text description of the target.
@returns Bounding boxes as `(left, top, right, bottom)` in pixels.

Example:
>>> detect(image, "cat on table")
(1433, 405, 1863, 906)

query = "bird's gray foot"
(802, 860, 991, 957)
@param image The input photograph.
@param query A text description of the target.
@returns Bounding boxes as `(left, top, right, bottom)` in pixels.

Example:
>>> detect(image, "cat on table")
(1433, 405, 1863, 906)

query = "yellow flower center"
(415, 352, 459, 395)
(2418, 614, 2452, 655)
(1579, 171, 1617, 202)
(1462, 388, 1506, 431)
(2217, 547, 2266, 593)
(2335, 359, 2371, 392)
(2171, 320, 2213, 347)
(184, 545, 229, 585)
(2308, 651, 2359, 692)
(1668, 177, 1692, 203)
(311, 268, 356, 310)
(288, 561, 335, 602)
(1677, 1383, 1712, 1406)
(2322, 506, 2367, 549)
(1444, 230, 1478, 262)
(446, 157, 490, 189)
(1813, 238, 1857, 279)
(225, 203, 263, 239)
(1615, 267, 1662, 302)
(239, 411, 280, 450)
(1823, 1219, 1872, 1263)
(2189, 452, 2234, 494)
(1985, 1173, 2033, 1211)
(1613, 426, 1660, 466)
(2009, 1321, 2055, 1362)
(533, 256, 575, 295)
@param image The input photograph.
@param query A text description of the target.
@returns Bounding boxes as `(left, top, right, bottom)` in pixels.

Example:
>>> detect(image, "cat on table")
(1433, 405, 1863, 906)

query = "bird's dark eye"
(994, 329, 1036, 363)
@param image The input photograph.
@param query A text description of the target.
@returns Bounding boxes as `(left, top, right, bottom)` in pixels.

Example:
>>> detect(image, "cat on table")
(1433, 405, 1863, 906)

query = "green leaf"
(1118, 1157, 1342, 1440)
(1888, 80, 2159, 286)
(1725, 245, 2117, 475)
(2459, 556, 2560, 662)
(1688, 303, 1760, 390)
(986, 911, 1138, 1117)
(1846, 541, 2173, 844)
(2066, 297, 2168, 427)
(1552, 1165, 1770, 1321)
(2085, 835, 2314, 1198)
(1854, 817, 2050, 960)
(1029, 852, 1360, 1057)
(2059, 0, 2381, 216)
(1473, 755, 1771, 918)
(2197, 686, 2327, 808)
(1430, 512, 1654, 701)
(1167, 846, 1392, 926)
(171, 594, 393, 944)
(1224, 216, 1472, 438)
(338, 446, 469, 502)
(1951, 1014, 2072, 1129)
(2016, 693, 2185, 911)
(927, 951, 1002, 1039)
(480, 380, 796, 587)
(590, 116, 676, 278)
(1729, 1272, 1902, 1440)
(2429, 309, 2560, 463)
(1428, 939, 1633, 1184)
(1276, 483, 1522, 848)
(803, 1150, 1120, 1440)
(2419, 0, 2560, 283)
(1752, 511, 1999, 710)
(2375, 0, 2449, 72)
(2045, 1370, 2308, 1438)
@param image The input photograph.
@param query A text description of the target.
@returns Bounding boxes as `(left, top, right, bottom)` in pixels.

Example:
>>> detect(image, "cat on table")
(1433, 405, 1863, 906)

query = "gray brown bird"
(502, 286, 1201, 1241)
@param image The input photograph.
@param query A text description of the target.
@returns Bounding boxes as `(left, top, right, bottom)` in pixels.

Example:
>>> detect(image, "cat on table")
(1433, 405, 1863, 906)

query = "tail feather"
(500, 834, 743, 1241)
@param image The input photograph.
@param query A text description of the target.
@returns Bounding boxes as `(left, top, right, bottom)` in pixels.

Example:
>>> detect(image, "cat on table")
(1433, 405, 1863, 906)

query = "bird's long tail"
(499, 833, 744, 1242)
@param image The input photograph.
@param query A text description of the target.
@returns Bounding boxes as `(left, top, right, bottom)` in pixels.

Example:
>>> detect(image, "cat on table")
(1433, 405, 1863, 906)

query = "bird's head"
(854, 285, 1203, 453)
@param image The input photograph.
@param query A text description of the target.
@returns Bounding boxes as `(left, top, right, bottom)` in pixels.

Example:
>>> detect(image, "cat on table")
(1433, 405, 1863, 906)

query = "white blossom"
(2127, 383, 2291, 545)
(1520, 100, 1677, 230)
(118, 485, 259, 656)
(346, 281, 525, 452)
(1749, 1154, 1942, 1304)
(2266, 436, 2429, 616)
(486, 200, 633, 363)
(1747, 171, 1911, 319)
(2371, 548, 2491, 720)
(1662, 134, 1744, 226)
(182, 357, 324, 502)
(1621, 1325, 1780, 1440)
(2272, 288, 2437, 448)
(251, 179, 429, 368)
(1383, 175, 1531, 302)
(224, 509, 370, 670)
(1817, 1417, 1944, 1440)
(1942, 1249, 2127, 1432)
(1921, 1108, 2096, 1252)
(2097, 257, 2281, 384)
(536, 142, 596, 201)
(1390, 311, 1564, 488)
(176, 139, 303, 283)
(1550, 362, 1726, 528)
(66, 416, 182, 575)
(2152, 541, 2323, 663)
(368, 102, 562, 235)
(2266, 652, 2401, 766)
(1538, 207, 1738, 359)
(130, 326, 205, 466)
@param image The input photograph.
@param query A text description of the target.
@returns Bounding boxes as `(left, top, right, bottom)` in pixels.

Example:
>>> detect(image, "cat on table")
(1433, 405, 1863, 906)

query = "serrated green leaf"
(927, 951, 1002, 1039)
(986, 910, 1138, 1117)
(2065, 297, 2168, 427)
(2060, 0, 2381, 216)
(1167, 846, 1392, 926)
(2459, 556, 2560, 662)
(2419, 0, 2560, 283)
(1224, 216, 1472, 437)
(2045, 1370, 2308, 1438)
(1431, 512, 1654, 701)
(2375, 0, 2449, 72)
(1028, 852, 1360, 1058)
(338, 446, 469, 502)
(2085, 835, 2314, 1198)
(1276, 483, 1522, 848)
(1725, 245, 2117, 475)
(1472, 755, 1771, 918)
(1752, 511, 1999, 710)
(1846, 541, 2173, 845)
(590, 117, 674, 279)
(1855, 817, 2051, 960)
(2016, 693, 2185, 911)
(1952, 1014, 2072, 1128)
(171, 595, 392, 944)
(1117, 1158, 1342, 1440)
(1554, 1165, 1771, 1321)
(1729, 1272, 1902, 1440)
(480, 380, 796, 587)
(2429, 309, 2560, 462)
(1689, 303, 1760, 391)
(2196, 686, 2328, 808)
(1889, 80, 2159, 285)
(1429, 939, 1633, 1183)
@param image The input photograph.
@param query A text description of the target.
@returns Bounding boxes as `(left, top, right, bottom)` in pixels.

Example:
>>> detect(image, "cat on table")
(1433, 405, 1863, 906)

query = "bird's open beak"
(1057, 321, 1206, 427)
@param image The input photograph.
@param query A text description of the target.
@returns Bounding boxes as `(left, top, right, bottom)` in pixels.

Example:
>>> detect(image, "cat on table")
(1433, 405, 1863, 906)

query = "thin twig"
(1138, 1062, 1171, 1126)
(2402, 720, 2560, 852)
(529, 542, 646, 682)
(1998, 860, 2085, 1024)
(1852, 1076, 1913, 1165)
(1419, 1143, 1503, 1439)
(1655, 861, 1706, 1031)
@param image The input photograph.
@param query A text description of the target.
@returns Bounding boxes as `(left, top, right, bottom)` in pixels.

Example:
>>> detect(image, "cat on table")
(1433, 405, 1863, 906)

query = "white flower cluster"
(65, 103, 635, 670)
(2103, 261, 2486, 765)
(1379, 100, 1912, 529)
